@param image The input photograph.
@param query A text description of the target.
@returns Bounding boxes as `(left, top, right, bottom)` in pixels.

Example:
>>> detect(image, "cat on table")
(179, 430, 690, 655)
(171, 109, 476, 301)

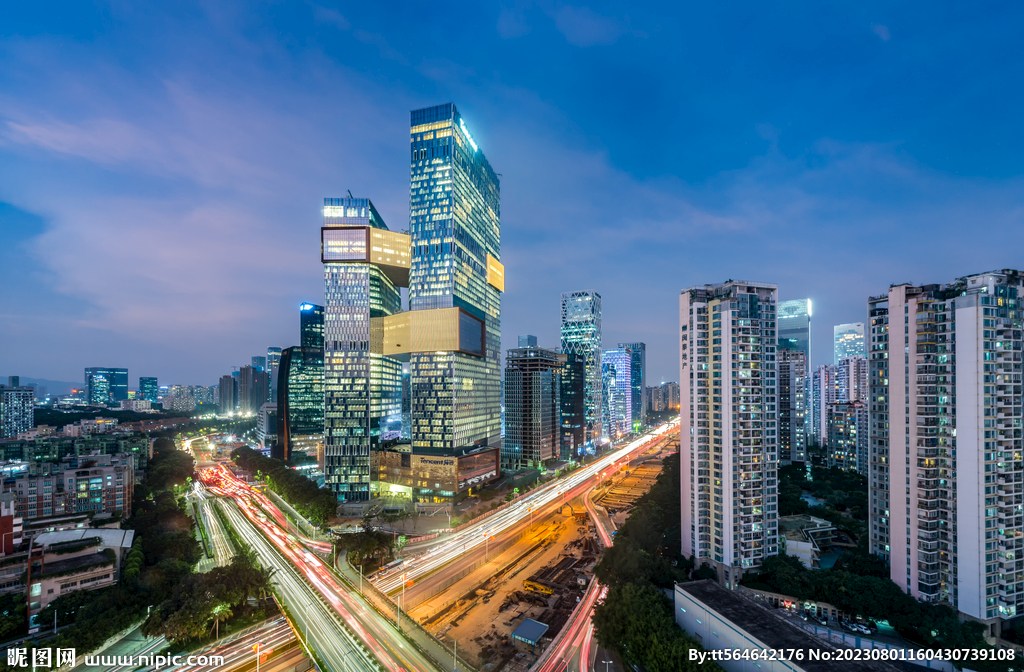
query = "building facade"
(218, 375, 237, 414)
(559, 352, 585, 460)
(84, 368, 128, 405)
(300, 303, 325, 349)
(826, 401, 868, 474)
(680, 280, 779, 586)
(833, 322, 866, 363)
(267, 347, 282, 403)
(7, 453, 135, 520)
(868, 271, 1024, 631)
(502, 346, 562, 471)
(0, 386, 34, 439)
(618, 342, 647, 431)
(138, 377, 158, 403)
(777, 348, 807, 463)
(601, 348, 632, 441)
(278, 345, 324, 462)
(321, 197, 404, 500)
(560, 291, 602, 451)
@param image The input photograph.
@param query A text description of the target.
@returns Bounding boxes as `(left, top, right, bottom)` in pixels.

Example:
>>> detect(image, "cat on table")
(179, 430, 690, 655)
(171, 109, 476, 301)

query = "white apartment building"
(679, 280, 779, 587)
(868, 270, 1024, 635)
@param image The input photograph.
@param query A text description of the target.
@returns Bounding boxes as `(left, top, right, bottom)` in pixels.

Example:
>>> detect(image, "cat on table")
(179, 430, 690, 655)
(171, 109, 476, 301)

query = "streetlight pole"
(602, 660, 613, 672)
(253, 643, 263, 672)
(453, 639, 457, 672)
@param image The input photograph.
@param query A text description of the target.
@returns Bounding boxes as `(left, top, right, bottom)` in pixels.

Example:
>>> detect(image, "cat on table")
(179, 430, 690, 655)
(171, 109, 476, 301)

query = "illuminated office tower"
(617, 342, 646, 431)
(321, 197, 405, 500)
(833, 322, 865, 363)
(561, 291, 602, 450)
(559, 352, 585, 459)
(218, 375, 237, 414)
(278, 345, 324, 462)
(139, 377, 158, 403)
(267, 347, 282, 402)
(869, 271, 1024, 631)
(777, 348, 807, 463)
(679, 280, 779, 586)
(602, 348, 632, 440)
(407, 103, 502, 459)
(778, 299, 811, 443)
(84, 368, 128, 405)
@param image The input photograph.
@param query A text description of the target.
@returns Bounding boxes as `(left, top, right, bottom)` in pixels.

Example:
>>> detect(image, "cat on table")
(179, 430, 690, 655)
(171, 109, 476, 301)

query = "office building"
(777, 349, 807, 463)
(0, 385, 34, 439)
(256, 403, 278, 451)
(810, 358, 866, 446)
(138, 377, 158, 403)
(826, 401, 867, 474)
(836, 356, 868, 403)
(778, 299, 811, 443)
(602, 348, 632, 441)
(218, 375, 237, 414)
(278, 345, 324, 462)
(300, 303, 325, 349)
(238, 365, 269, 415)
(84, 368, 128, 405)
(503, 346, 562, 470)
(561, 291, 602, 451)
(252, 356, 266, 370)
(321, 197, 404, 500)
(679, 280, 779, 586)
(618, 342, 647, 431)
(833, 322, 866, 363)
(518, 335, 538, 348)
(267, 347, 282, 402)
(559, 352, 585, 460)
(869, 270, 1024, 632)
(7, 377, 18, 388)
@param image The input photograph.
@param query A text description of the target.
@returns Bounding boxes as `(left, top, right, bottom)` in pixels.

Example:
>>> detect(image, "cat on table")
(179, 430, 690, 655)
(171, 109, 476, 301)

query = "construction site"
(405, 502, 601, 671)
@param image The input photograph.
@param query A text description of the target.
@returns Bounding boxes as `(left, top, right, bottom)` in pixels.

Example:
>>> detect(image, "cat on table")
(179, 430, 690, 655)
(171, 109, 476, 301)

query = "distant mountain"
(0, 377, 81, 396)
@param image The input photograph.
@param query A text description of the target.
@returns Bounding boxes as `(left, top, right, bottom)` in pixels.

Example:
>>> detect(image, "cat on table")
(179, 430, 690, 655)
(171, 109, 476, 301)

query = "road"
(373, 421, 679, 597)
(204, 468, 447, 672)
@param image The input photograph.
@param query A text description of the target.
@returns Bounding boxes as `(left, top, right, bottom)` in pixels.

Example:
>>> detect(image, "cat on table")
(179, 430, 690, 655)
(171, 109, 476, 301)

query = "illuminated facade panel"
(617, 342, 646, 432)
(601, 348, 632, 440)
(486, 254, 505, 292)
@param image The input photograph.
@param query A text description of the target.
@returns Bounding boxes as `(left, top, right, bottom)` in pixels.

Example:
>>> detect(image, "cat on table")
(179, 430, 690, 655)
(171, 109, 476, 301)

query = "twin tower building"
(320, 103, 504, 504)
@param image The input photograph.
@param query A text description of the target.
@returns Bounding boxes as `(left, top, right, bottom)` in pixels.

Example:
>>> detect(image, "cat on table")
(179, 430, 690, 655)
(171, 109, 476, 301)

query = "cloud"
(312, 5, 350, 30)
(551, 6, 623, 47)
(872, 24, 891, 41)
(497, 6, 531, 39)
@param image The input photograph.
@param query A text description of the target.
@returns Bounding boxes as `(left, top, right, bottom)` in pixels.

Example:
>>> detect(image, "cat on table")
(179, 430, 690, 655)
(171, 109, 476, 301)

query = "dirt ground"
(424, 510, 600, 669)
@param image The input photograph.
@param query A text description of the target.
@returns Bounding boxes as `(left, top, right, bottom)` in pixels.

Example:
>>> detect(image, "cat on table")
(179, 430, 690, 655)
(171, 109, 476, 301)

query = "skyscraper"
(561, 290, 602, 451)
(778, 299, 811, 444)
(406, 103, 502, 462)
(139, 377, 158, 403)
(618, 342, 647, 432)
(0, 384, 33, 438)
(518, 335, 538, 348)
(777, 348, 807, 463)
(602, 348, 632, 440)
(826, 401, 867, 475)
(300, 303, 325, 349)
(679, 280, 779, 586)
(218, 375, 237, 414)
(503, 346, 562, 471)
(278, 346, 324, 461)
(869, 270, 1023, 630)
(84, 368, 128, 405)
(252, 356, 266, 370)
(321, 196, 405, 500)
(267, 347, 282, 402)
(559, 352, 585, 459)
(238, 365, 270, 415)
(833, 322, 865, 363)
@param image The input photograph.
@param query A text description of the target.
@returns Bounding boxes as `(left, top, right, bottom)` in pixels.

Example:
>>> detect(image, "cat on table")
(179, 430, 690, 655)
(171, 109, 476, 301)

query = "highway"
(204, 469, 444, 672)
(374, 420, 679, 596)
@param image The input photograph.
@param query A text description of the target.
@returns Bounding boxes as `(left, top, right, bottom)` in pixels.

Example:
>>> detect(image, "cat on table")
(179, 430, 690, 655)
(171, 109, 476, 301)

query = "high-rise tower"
(679, 280, 779, 586)
(561, 291, 602, 451)
(833, 322, 865, 363)
(618, 342, 646, 431)
(407, 103, 502, 455)
(321, 197, 406, 500)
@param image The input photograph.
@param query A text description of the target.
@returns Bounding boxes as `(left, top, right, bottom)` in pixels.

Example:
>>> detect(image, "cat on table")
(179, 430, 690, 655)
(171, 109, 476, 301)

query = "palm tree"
(209, 603, 233, 640)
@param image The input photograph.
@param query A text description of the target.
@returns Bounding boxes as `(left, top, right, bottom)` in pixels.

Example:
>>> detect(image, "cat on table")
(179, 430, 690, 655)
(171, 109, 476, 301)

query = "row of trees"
(231, 446, 337, 525)
(746, 554, 1011, 671)
(334, 524, 397, 569)
(591, 454, 719, 672)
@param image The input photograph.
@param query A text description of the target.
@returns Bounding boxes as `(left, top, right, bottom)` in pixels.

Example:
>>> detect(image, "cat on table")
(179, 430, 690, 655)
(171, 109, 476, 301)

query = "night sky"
(2, 2, 1023, 388)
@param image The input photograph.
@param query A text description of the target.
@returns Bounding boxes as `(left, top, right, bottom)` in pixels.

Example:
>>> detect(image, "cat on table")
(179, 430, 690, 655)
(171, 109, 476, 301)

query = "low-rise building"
(779, 515, 836, 569)
(119, 399, 152, 411)
(5, 453, 134, 521)
(27, 528, 134, 623)
(372, 446, 499, 504)
(63, 417, 119, 437)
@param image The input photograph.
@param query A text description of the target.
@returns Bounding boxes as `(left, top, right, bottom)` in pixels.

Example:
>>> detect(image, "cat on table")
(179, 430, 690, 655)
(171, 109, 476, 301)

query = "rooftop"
(39, 551, 113, 578)
(677, 581, 899, 672)
(36, 528, 134, 550)
(511, 618, 549, 645)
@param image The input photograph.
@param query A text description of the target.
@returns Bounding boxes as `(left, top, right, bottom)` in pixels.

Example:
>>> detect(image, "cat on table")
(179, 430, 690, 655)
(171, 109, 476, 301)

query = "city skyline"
(4, 4, 1024, 386)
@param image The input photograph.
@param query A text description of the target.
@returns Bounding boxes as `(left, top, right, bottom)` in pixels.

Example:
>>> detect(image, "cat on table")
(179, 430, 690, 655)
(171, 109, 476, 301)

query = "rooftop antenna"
(347, 189, 354, 198)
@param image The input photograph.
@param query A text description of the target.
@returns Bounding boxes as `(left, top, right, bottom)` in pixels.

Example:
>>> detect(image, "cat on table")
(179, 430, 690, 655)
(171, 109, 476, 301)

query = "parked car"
(813, 614, 828, 626)
(866, 620, 879, 633)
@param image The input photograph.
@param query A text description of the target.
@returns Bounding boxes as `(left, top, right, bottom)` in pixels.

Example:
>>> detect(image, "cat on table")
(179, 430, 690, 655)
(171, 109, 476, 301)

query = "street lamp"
(602, 660, 613, 672)
(252, 642, 264, 672)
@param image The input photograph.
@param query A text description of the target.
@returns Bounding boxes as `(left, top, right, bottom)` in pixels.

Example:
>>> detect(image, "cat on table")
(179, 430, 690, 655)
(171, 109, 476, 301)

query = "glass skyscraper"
(601, 348, 632, 440)
(267, 347, 282, 402)
(408, 103, 502, 455)
(278, 345, 324, 461)
(560, 291, 602, 450)
(84, 368, 128, 404)
(139, 377, 158, 403)
(833, 322, 865, 363)
(617, 341, 646, 432)
(300, 303, 324, 349)
(321, 197, 405, 500)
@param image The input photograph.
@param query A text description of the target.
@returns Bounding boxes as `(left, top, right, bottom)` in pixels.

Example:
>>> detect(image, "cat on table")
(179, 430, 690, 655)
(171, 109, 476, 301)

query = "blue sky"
(2, 2, 1023, 387)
